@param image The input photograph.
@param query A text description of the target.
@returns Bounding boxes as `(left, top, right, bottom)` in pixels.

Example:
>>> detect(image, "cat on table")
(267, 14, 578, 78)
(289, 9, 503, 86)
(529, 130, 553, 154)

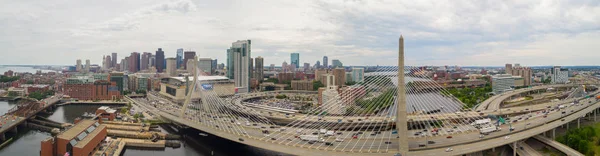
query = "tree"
(345, 81, 357, 86)
(7, 91, 17, 97)
(28, 91, 46, 100)
(0, 76, 20, 83)
(264, 78, 279, 84)
(25, 80, 34, 84)
(313, 81, 325, 90)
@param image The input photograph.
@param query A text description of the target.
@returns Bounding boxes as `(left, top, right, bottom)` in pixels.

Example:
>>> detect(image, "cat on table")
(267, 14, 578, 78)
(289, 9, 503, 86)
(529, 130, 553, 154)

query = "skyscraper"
(155, 48, 165, 73)
(227, 40, 251, 93)
(303, 63, 310, 72)
(183, 51, 196, 69)
(111, 53, 117, 68)
(351, 68, 364, 82)
(85, 59, 90, 73)
(333, 68, 346, 87)
(255, 57, 264, 81)
(129, 52, 140, 73)
(166, 58, 177, 77)
(291, 53, 300, 68)
(76, 59, 82, 72)
(176, 48, 184, 69)
(198, 58, 213, 75)
(211, 59, 217, 74)
(141, 52, 151, 70)
(315, 61, 321, 68)
(106, 55, 112, 69)
(323, 56, 328, 68)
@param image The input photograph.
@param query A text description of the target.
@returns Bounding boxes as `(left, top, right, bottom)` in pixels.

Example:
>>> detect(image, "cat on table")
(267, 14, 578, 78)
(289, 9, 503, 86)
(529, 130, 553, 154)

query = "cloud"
(0, 0, 599, 67)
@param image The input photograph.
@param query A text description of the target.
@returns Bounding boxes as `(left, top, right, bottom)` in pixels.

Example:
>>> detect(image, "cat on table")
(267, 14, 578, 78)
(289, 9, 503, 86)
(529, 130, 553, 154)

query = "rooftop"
(74, 124, 106, 148)
(171, 76, 229, 82)
(58, 120, 97, 141)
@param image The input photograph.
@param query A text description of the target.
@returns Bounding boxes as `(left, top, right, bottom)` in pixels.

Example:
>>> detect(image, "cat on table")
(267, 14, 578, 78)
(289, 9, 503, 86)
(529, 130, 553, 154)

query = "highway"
(477, 84, 582, 111)
(508, 141, 542, 156)
(533, 135, 584, 156)
(127, 90, 600, 156)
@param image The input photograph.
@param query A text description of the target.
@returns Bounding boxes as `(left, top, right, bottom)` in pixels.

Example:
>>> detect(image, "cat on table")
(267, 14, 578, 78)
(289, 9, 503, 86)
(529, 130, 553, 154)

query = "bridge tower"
(181, 56, 199, 117)
(397, 35, 409, 155)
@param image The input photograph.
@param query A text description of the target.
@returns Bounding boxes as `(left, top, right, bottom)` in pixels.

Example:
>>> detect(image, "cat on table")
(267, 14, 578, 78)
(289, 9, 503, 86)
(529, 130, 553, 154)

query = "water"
(0, 102, 282, 156)
(0, 66, 56, 74)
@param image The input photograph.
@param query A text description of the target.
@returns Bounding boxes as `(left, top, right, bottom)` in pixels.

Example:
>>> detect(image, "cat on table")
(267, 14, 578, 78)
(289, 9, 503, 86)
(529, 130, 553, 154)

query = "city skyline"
(2, 0, 600, 67)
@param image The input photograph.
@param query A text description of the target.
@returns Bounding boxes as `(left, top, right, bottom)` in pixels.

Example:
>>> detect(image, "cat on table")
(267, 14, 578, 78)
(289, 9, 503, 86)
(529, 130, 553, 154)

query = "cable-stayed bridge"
(126, 36, 600, 156)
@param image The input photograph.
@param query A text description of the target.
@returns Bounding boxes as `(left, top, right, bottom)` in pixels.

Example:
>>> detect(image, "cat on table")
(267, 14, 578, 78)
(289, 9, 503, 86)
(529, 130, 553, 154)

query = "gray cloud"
(0, 0, 599, 66)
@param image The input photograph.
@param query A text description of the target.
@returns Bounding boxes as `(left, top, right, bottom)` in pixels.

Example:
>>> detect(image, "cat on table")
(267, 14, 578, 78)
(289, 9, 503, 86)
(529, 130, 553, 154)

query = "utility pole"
(397, 35, 409, 155)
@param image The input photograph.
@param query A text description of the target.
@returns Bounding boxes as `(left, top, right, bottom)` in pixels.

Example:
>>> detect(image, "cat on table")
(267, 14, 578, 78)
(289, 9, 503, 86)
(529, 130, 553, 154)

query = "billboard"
(201, 84, 213, 90)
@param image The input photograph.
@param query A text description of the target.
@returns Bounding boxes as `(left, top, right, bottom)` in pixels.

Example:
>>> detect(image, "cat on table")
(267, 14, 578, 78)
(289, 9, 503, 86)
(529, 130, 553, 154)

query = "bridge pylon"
(397, 35, 409, 155)
(181, 56, 199, 117)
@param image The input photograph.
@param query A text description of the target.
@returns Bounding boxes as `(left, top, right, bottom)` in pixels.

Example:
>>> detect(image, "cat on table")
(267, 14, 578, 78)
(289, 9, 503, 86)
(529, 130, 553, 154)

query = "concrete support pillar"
(492, 147, 495, 152)
(513, 142, 517, 156)
(578, 118, 580, 128)
(553, 128, 556, 139)
(567, 122, 569, 130)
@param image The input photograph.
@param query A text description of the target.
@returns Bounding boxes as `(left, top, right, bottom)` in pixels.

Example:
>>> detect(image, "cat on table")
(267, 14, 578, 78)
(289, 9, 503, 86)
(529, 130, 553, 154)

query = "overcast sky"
(1, 0, 599, 67)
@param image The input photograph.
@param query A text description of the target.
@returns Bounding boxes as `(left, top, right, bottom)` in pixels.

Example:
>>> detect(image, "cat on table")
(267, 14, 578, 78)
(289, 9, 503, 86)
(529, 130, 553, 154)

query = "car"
(445, 148, 453, 152)
(525, 108, 529, 111)
(418, 144, 426, 147)
(479, 135, 484, 138)
(357, 132, 364, 134)
(353, 135, 358, 139)
(427, 141, 435, 144)
(527, 123, 531, 125)
(335, 138, 344, 142)
(271, 138, 276, 140)
(504, 136, 510, 139)
(308, 141, 316, 144)
(446, 136, 453, 139)
(561, 119, 566, 121)
(370, 133, 377, 136)
(239, 138, 244, 141)
(325, 142, 334, 146)
(414, 132, 420, 136)
(385, 141, 392, 144)
(543, 115, 547, 118)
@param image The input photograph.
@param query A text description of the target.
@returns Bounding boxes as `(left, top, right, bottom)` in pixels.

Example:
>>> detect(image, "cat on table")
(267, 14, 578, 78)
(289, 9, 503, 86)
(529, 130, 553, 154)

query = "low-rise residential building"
(291, 80, 312, 91)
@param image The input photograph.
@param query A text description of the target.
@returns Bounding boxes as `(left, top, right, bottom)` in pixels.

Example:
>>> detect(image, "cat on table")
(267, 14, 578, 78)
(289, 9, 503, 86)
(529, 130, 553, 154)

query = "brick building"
(40, 120, 107, 156)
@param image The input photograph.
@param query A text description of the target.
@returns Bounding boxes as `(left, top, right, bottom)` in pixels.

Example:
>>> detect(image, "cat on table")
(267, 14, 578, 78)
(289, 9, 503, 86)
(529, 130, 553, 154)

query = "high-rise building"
(211, 59, 218, 74)
(183, 51, 196, 69)
(85, 59, 90, 73)
(155, 48, 165, 73)
(315, 61, 321, 69)
(255, 57, 264, 81)
(282, 61, 289, 72)
(303, 63, 310, 72)
(505, 64, 512, 75)
(249, 57, 254, 78)
(552, 66, 569, 84)
(351, 68, 364, 82)
(332, 68, 346, 87)
(226, 40, 251, 93)
(291, 53, 300, 68)
(166, 58, 177, 77)
(176, 48, 184, 69)
(332, 59, 343, 68)
(198, 58, 213, 75)
(141, 52, 151, 70)
(110, 72, 124, 94)
(128, 52, 140, 73)
(323, 56, 328, 68)
(111, 53, 117, 68)
(76, 59, 82, 72)
(105, 55, 112, 69)
(120, 57, 128, 72)
(505, 63, 532, 86)
(269, 64, 275, 71)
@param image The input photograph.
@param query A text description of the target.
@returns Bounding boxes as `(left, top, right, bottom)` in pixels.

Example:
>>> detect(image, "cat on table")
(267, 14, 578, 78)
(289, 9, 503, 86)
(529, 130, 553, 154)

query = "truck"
(471, 118, 491, 127)
(479, 126, 498, 134)
(300, 135, 320, 141)
(596, 95, 600, 99)
(319, 129, 327, 134)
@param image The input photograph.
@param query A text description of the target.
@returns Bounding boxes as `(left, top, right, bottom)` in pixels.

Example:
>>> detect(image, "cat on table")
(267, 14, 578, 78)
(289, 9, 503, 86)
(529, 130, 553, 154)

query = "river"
(0, 101, 282, 156)
(0, 66, 56, 74)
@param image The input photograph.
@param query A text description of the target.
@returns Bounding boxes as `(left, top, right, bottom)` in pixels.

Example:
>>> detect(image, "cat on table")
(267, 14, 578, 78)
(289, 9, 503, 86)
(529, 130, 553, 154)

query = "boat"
(82, 112, 96, 118)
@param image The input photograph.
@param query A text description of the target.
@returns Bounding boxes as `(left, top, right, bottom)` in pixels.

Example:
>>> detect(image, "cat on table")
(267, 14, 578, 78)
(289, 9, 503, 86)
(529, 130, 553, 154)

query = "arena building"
(160, 76, 235, 103)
